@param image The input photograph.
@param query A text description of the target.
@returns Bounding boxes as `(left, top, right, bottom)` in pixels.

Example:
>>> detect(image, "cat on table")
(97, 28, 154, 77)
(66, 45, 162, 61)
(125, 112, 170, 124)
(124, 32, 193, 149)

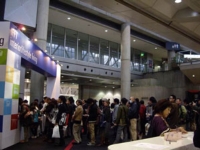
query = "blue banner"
(165, 42, 180, 51)
(8, 23, 56, 77)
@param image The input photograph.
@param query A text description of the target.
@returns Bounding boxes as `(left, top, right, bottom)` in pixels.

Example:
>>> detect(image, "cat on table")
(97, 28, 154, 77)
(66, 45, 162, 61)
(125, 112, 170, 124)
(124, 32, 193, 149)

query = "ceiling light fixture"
(105, 30, 108, 32)
(27, 72, 29, 74)
(175, 0, 182, 3)
(44, 50, 48, 52)
(155, 47, 157, 49)
(21, 27, 26, 31)
(67, 17, 71, 20)
(105, 86, 107, 88)
(192, 75, 195, 77)
(133, 39, 136, 42)
(34, 38, 38, 42)
(52, 56, 54, 59)
(57, 60, 59, 63)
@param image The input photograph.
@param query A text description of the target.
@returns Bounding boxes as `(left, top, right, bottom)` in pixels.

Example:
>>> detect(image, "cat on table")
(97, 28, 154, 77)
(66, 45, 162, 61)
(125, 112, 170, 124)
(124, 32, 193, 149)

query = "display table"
(108, 132, 198, 150)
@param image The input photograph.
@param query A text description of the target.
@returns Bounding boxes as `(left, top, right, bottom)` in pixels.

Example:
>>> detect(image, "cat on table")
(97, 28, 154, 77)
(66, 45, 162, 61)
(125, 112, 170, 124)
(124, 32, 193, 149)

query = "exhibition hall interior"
(0, 0, 200, 150)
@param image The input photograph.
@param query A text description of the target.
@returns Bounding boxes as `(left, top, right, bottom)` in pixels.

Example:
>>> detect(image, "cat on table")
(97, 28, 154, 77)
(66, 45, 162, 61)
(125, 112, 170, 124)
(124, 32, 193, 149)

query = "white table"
(108, 132, 198, 150)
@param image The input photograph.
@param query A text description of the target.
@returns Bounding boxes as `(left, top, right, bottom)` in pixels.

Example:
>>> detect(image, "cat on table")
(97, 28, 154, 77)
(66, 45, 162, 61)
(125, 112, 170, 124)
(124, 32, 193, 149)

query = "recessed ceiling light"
(113, 87, 115, 88)
(133, 40, 136, 42)
(105, 30, 108, 32)
(27, 72, 29, 74)
(57, 60, 59, 63)
(155, 47, 157, 49)
(21, 27, 26, 31)
(34, 38, 38, 42)
(62, 82, 64, 84)
(67, 17, 71, 20)
(105, 86, 107, 88)
(175, 0, 182, 3)
(90, 79, 92, 81)
(52, 56, 54, 59)
(131, 84, 134, 86)
(61, 76, 64, 78)
(72, 83, 74, 84)
(44, 50, 48, 52)
(192, 75, 195, 77)
(78, 39, 80, 41)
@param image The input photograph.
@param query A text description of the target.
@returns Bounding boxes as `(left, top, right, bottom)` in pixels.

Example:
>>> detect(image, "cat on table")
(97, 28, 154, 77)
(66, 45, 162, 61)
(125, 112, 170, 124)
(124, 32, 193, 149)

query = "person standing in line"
(176, 98, 187, 128)
(167, 95, 179, 129)
(72, 100, 83, 145)
(87, 98, 98, 146)
(139, 100, 146, 139)
(113, 98, 129, 143)
(128, 96, 139, 141)
(55, 96, 68, 146)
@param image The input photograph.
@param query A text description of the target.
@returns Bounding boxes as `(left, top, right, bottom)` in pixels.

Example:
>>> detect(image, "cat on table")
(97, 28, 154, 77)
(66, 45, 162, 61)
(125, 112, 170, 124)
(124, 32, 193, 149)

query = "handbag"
(52, 125, 60, 138)
(59, 113, 67, 125)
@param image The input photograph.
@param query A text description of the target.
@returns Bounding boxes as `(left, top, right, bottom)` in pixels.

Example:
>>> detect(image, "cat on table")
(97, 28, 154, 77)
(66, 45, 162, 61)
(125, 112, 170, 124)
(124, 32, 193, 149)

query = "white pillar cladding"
(46, 65, 61, 99)
(168, 50, 176, 70)
(30, 0, 49, 102)
(19, 66, 25, 99)
(121, 23, 131, 99)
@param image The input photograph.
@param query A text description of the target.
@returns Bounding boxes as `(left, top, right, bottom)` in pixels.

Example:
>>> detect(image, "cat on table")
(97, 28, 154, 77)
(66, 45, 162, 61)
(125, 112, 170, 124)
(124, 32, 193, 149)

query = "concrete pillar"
(30, 0, 49, 101)
(34, 0, 49, 51)
(121, 23, 131, 99)
(168, 50, 176, 70)
(46, 65, 61, 99)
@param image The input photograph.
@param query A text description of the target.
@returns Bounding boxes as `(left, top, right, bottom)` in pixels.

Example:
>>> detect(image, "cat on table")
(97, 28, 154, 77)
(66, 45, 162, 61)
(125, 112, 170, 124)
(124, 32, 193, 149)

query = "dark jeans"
(114, 125, 128, 143)
(59, 125, 65, 145)
(31, 122, 39, 136)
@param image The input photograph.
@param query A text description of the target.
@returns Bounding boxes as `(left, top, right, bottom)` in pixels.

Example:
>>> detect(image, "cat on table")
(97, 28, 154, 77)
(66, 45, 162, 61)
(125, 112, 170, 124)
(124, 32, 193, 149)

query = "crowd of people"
(18, 94, 200, 148)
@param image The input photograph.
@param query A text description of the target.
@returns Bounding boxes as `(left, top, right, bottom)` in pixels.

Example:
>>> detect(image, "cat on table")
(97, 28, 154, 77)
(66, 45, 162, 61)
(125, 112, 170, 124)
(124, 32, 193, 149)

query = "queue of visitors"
(18, 95, 200, 148)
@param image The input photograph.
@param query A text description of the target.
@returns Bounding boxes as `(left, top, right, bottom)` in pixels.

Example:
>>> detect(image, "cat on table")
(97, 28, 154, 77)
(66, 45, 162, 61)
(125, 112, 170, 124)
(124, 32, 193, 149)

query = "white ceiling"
(59, 0, 200, 53)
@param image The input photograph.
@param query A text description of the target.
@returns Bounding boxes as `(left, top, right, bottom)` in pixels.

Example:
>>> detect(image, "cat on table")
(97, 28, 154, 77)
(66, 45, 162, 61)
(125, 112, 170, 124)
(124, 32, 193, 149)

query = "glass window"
(51, 24, 65, 57)
(109, 42, 119, 68)
(89, 36, 99, 64)
(65, 29, 77, 59)
(100, 39, 109, 65)
(46, 24, 51, 54)
(78, 32, 89, 61)
(133, 50, 141, 71)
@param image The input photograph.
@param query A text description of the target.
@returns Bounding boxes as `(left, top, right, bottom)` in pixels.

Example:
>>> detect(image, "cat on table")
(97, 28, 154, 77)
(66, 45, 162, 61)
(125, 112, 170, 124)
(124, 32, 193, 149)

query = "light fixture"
(52, 56, 54, 59)
(175, 0, 182, 3)
(60, 64, 63, 66)
(27, 72, 29, 74)
(21, 27, 26, 31)
(61, 76, 64, 78)
(67, 17, 71, 20)
(105, 86, 107, 88)
(131, 84, 134, 86)
(113, 87, 115, 88)
(57, 60, 59, 63)
(105, 30, 108, 32)
(78, 39, 80, 41)
(44, 50, 48, 52)
(62, 82, 64, 84)
(155, 47, 157, 49)
(133, 39, 136, 42)
(72, 83, 74, 84)
(90, 79, 92, 81)
(34, 38, 38, 42)
(192, 75, 195, 77)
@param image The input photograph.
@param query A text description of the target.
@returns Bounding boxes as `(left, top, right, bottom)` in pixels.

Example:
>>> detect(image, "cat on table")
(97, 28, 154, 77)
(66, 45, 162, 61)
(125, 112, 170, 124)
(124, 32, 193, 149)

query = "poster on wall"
(149, 60, 153, 68)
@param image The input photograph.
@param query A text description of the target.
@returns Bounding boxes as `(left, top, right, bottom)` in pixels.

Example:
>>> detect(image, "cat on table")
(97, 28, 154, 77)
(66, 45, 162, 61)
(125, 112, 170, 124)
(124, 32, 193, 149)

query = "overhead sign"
(184, 55, 200, 59)
(165, 42, 180, 51)
(8, 23, 57, 77)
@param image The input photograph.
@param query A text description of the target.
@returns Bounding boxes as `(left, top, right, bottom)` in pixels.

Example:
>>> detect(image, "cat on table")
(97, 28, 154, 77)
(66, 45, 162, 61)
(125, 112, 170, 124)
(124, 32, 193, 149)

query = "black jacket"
(88, 103, 98, 122)
(56, 103, 68, 124)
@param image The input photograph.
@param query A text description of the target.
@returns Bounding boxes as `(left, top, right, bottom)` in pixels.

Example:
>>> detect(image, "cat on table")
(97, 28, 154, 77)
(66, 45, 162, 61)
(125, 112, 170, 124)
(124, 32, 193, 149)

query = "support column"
(46, 65, 61, 99)
(168, 50, 175, 70)
(121, 23, 131, 99)
(30, 0, 49, 101)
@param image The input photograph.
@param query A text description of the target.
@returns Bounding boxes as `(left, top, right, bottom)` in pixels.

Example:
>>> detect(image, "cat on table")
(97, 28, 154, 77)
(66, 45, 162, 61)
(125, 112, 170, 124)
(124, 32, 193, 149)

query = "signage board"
(165, 42, 180, 51)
